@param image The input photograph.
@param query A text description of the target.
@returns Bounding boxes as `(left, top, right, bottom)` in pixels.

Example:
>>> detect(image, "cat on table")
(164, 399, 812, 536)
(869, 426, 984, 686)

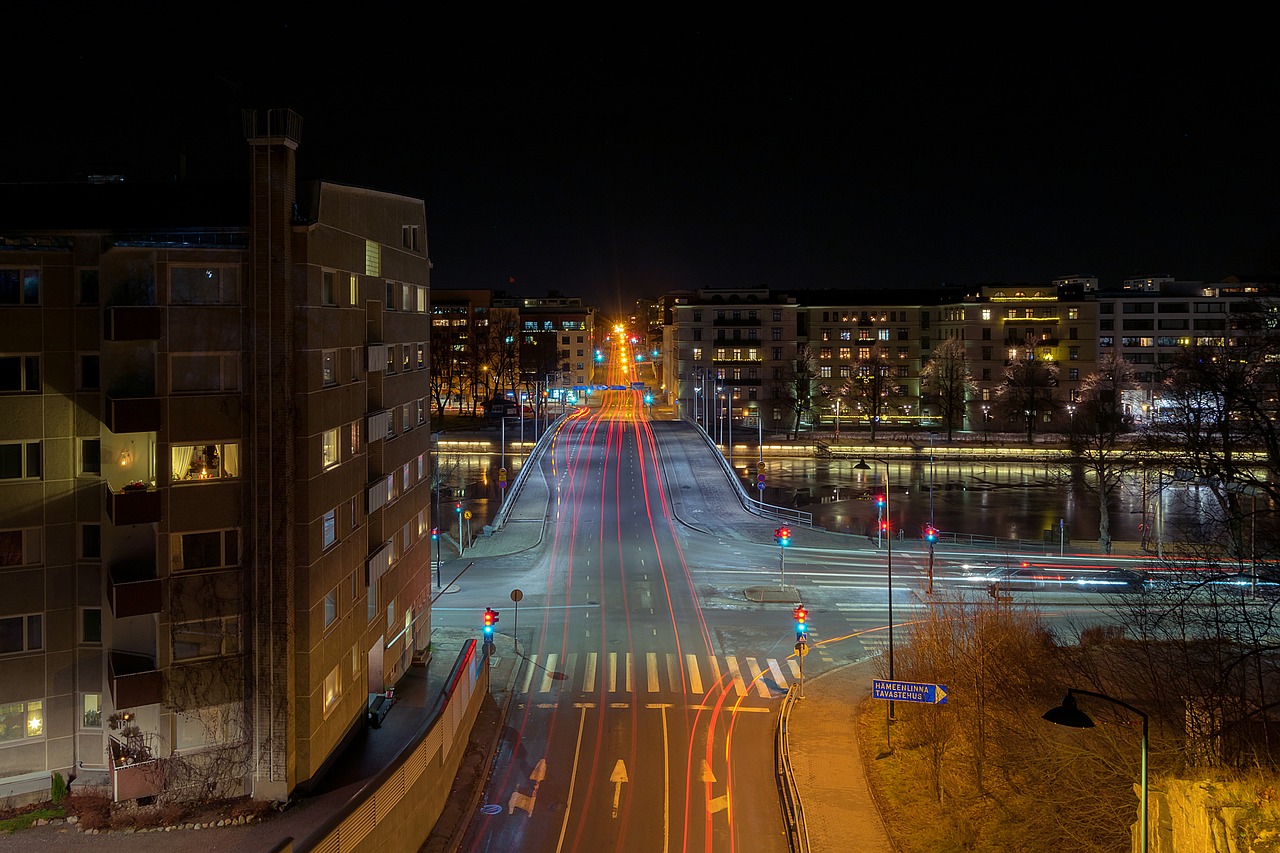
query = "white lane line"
(554, 707, 588, 853)
(745, 657, 770, 698)
(539, 654, 560, 693)
(647, 652, 659, 693)
(520, 654, 539, 694)
(685, 654, 703, 696)
(725, 657, 748, 697)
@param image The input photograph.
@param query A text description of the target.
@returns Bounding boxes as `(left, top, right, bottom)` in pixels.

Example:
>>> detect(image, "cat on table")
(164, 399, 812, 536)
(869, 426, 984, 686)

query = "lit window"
(171, 443, 239, 482)
(82, 694, 102, 729)
(0, 700, 43, 742)
(324, 665, 340, 716)
(323, 350, 337, 385)
(322, 428, 340, 469)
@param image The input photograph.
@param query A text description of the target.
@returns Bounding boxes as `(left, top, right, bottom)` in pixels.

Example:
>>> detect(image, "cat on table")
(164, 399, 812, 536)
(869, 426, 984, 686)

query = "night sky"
(7, 20, 1279, 314)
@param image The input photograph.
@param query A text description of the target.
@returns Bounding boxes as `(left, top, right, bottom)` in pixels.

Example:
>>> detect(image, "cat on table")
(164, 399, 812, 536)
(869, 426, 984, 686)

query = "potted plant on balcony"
(121, 480, 147, 492)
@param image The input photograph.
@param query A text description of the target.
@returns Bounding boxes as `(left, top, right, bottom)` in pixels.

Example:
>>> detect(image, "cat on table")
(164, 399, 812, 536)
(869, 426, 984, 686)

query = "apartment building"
(0, 109, 433, 804)
(493, 294, 596, 394)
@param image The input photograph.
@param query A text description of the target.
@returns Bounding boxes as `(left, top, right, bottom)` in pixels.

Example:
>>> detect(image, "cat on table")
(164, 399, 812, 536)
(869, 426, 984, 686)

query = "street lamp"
(855, 457, 895, 744)
(728, 387, 737, 472)
(1043, 689, 1148, 853)
(928, 433, 937, 594)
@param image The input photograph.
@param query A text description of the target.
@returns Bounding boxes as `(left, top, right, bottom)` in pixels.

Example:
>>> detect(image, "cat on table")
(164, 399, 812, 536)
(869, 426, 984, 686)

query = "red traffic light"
(455, 502, 463, 512)
(874, 492, 886, 508)
(483, 607, 500, 628)
(792, 605, 808, 623)
(924, 525, 938, 543)
(430, 527, 439, 540)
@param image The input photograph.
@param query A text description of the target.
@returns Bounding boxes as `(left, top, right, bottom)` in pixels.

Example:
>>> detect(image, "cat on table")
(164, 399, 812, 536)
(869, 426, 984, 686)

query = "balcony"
(108, 651, 163, 709)
(106, 483, 161, 526)
(108, 560, 161, 618)
(103, 396, 161, 434)
(104, 307, 162, 340)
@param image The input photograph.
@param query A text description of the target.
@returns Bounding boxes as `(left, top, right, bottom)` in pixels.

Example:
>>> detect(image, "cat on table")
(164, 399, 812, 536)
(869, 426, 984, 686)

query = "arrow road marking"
(610, 759, 629, 818)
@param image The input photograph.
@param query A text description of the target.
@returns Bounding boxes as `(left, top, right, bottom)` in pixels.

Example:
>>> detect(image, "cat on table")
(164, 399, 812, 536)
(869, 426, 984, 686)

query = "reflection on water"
(737, 458, 1227, 546)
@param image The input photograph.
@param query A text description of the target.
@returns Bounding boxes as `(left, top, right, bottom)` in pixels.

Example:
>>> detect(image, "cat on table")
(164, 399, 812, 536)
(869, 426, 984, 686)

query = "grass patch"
(0, 807, 64, 834)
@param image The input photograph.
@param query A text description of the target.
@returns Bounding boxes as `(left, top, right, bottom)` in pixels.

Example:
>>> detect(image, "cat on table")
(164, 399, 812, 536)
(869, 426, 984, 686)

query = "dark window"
(82, 524, 101, 559)
(82, 609, 101, 644)
(0, 356, 39, 392)
(0, 531, 20, 566)
(82, 440, 101, 475)
(79, 270, 99, 304)
(80, 355, 99, 390)
(0, 445, 19, 478)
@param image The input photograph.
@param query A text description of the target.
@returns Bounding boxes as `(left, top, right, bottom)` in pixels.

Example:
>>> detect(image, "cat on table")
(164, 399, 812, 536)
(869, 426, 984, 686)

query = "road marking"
(687, 705, 770, 713)
(647, 652, 659, 693)
(584, 652, 598, 692)
(786, 659, 801, 679)
(519, 655, 539, 694)
(768, 658, 788, 691)
(540, 653, 560, 692)
(708, 656, 723, 692)
(554, 708, 587, 853)
(745, 657, 770, 698)
(661, 704, 671, 853)
(666, 653, 682, 694)
(608, 652, 618, 692)
(725, 657, 748, 697)
(625, 653, 634, 692)
(686, 654, 703, 695)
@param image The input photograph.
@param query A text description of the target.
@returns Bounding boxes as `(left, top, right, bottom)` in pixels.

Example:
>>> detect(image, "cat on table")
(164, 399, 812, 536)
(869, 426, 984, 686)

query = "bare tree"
(920, 338, 975, 441)
(783, 344, 817, 439)
(429, 327, 460, 417)
(995, 354, 1060, 443)
(1067, 349, 1137, 554)
(846, 355, 895, 442)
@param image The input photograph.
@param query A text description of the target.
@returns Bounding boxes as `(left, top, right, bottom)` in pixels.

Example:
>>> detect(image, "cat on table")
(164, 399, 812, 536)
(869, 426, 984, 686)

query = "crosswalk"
(514, 651, 806, 702)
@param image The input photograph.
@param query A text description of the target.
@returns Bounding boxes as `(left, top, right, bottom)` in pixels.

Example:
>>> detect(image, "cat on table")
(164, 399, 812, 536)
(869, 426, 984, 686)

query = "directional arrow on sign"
(610, 759, 628, 818)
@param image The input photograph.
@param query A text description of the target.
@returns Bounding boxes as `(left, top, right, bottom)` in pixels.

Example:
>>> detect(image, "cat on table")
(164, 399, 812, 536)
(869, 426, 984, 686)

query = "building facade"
(0, 109, 433, 804)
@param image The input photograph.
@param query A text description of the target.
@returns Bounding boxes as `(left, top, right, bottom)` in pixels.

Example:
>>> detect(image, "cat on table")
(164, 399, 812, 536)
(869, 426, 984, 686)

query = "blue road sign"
(872, 679, 949, 705)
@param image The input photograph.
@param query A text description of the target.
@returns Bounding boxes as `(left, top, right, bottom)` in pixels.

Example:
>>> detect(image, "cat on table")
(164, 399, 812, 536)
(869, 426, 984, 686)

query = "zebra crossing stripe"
(768, 658, 788, 692)
(745, 658, 770, 698)
(666, 653, 682, 694)
(519, 654, 539, 694)
(584, 652, 597, 693)
(725, 657, 748, 697)
(540, 653, 559, 693)
(608, 652, 618, 693)
(708, 656, 723, 692)
(647, 652, 659, 693)
(685, 654, 703, 695)
(785, 659, 801, 679)
(625, 653, 633, 693)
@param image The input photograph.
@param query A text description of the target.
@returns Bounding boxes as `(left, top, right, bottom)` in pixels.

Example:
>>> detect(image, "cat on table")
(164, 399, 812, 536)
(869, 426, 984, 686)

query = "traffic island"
(745, 584, 800, 603)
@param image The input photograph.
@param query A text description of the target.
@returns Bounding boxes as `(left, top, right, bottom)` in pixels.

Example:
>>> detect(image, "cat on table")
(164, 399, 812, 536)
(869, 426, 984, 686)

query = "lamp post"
(728, 387, 737, 472)
(855, 457, 895, 745)
(1043, 689, 1148, 853)
(928, 432, 937, 594)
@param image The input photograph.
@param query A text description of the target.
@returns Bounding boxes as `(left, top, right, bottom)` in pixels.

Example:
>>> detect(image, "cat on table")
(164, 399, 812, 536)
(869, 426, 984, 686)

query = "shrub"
(50, 771, 68, 804)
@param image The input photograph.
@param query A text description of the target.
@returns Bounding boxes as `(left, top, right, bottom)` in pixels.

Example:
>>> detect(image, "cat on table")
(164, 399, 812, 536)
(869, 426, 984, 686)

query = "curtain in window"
(171, 445, 195, 481)
(222, 443, 239, 477)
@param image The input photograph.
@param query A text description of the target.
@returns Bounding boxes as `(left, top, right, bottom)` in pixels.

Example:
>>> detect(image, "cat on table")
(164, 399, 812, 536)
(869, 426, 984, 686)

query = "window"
(170, 266, 238, 304)
(368, 585, 377, 623)
(365, 241, 381, 277)
(80, 608, 102, 644)
(0, 268, 40, 304)
(176, 703, 238, 751)
(322, 509, 337, 549)
(1068, 368, 1079, 381)
(322, 350, 337, 385)
(1067, 307, 1079, 320)
(387, 601, 396, 630)
(79, 270, 100, 305)
(171, 443, 239, 481)
(173, 616, 239, 661)
(171, 529, 239, 571)
(0, 442, 41, 479)
(80, 524, 99, 560)
(350, 421, 361, 455)
(324, 665, 340, 716)
(0, 529, 41, 566)
(79, 355, 100, 390)
(0, 700, 43, 742)
(82, 694, 102, 729)
(386, 280, 396, 310)
(324, 588, 338, 630)
(0, 355, 40, 392)
(349, 274, 359, 306)
(0, 614, 42, 654)
(322, 428, 340, 469)
(1069, 347, 1080, 360)
(416, 343, 425, 369)
(74, 438, 101, 476)
(322, 271, 336, 306)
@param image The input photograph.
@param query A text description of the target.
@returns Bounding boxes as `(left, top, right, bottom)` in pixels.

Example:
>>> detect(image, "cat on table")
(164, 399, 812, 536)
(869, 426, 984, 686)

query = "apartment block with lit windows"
(0, 109, 433, 805)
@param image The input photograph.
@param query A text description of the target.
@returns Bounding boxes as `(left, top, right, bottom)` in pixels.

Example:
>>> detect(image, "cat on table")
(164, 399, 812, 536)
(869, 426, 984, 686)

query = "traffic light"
(924, 525, 938, 544)
(430, 527, 439, 541)
(793, 605, 809, 641)
(483, 607, 500, 641)
(775, 526, 792, 547)
(455, 501, 463, 514)
(874, 492, 886, 509)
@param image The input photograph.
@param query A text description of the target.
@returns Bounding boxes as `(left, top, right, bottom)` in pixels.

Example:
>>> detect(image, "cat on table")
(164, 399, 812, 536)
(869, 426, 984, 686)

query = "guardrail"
(685, 417, 814, 526)
(775, 682, 809, 853)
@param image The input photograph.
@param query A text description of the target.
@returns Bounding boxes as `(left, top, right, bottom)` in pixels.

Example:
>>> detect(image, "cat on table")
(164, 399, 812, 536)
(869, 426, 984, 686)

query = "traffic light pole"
(778, 541, 786, 587)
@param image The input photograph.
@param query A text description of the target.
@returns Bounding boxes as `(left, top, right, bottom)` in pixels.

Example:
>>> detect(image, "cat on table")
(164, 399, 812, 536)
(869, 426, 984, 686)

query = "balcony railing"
(105, 483, 161, 526)
(108, 651, 163, 709)
(104, 306, 162, 340)
(104, 395, 161, 433)
(108, 560, 161, 618)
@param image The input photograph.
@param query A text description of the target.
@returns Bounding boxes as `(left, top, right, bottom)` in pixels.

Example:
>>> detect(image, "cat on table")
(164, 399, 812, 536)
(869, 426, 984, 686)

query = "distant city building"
(0, 109, 434, 804)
